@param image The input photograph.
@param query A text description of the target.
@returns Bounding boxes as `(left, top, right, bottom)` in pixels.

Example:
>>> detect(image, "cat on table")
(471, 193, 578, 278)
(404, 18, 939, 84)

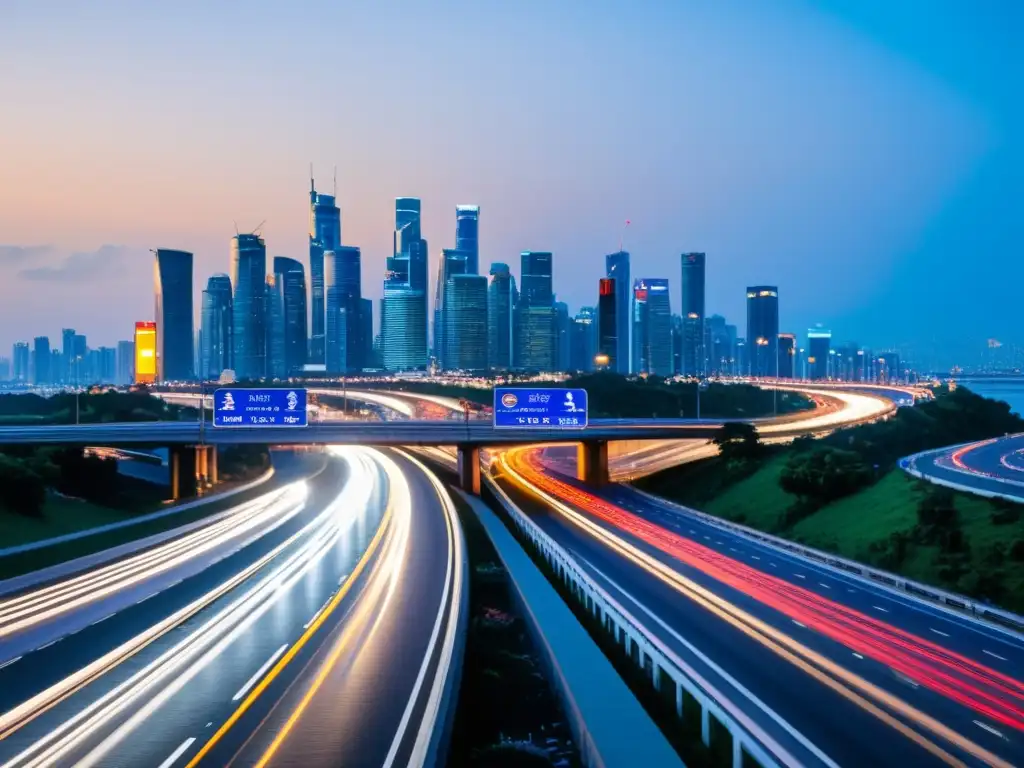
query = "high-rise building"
(134, 322, 157, 384)
(777, 333, 796, 379)
(95, 347, 117, 384)
(443, 274, 488, 372)
(117, 340, 134, 385)
(360, 298, 373, 368)
(435, 248, 469, 368)
(61, 328, 76, 383)
(266, 275, 287, 380)
(200, 274, 233, 380)
(153, 248, 194, 382)
(382, 198, 428, 371)
(72, 334, 87, 384)
(517, 251, 555, 372)
(308, 178, 341, 365)
(807, 328, 832, 380)
(13, 342, 29, 382)
(671, 314, 684, 375)
(746, 286, 779, 377)
(834, 342, 862, 381)
(598, 278, 618, 370)
(570, 307, 597, 373)
(605, 251, 631, 373)
(705, 315, 730, 376)
(0, 357, 10, 382)
(32, 337, 51, 385)
(554, 301, 571, 373)
(325, 247, 362, 374)
(231, 233, 268, 380)
(680, 252, 706, 376)
(272, 257, 308, 377)
(487, 262, 515, 371)
(455, 205, 480, 275)
(632, 279, 673, 376)
(879, 351, 901, 383)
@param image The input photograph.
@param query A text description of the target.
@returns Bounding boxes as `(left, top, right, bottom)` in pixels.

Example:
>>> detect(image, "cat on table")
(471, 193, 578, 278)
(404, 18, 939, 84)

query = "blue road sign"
(212, 388, 308, 428)
(493, 387, 588, 429)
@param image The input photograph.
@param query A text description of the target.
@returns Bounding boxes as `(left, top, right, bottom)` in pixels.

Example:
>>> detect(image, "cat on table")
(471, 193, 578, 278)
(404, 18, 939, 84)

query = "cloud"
(18, 245, 127, 282)
(0, 244, 53, 266)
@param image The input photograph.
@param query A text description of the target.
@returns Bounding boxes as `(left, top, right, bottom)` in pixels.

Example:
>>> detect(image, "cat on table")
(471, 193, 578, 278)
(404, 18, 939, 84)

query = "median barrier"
(484, 474, 800, 768)
(629, 483, 1024, 635)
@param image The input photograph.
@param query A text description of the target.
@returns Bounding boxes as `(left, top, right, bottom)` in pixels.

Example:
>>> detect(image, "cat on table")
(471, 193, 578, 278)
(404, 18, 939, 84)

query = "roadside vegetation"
(0, 389, 194, 425)
(637, 387, 1024, 613)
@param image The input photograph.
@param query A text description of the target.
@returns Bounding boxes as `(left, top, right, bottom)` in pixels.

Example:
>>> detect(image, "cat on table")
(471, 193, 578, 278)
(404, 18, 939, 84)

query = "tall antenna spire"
(619, 219, 631, 253)
(333, 165, 337, 197)
(310, 163, 314, 194)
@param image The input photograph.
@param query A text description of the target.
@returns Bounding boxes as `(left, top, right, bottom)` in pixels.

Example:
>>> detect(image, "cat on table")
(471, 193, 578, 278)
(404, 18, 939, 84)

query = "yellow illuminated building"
(134, 321, 157, 384)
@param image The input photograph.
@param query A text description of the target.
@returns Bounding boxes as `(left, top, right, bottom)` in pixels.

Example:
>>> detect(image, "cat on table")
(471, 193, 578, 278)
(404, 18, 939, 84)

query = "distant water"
(959, 378, 1024, 416)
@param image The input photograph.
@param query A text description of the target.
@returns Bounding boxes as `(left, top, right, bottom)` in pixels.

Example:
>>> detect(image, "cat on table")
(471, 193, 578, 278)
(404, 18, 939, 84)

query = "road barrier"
(630, 484, 1024, 635)
(486, 474, 807, 768)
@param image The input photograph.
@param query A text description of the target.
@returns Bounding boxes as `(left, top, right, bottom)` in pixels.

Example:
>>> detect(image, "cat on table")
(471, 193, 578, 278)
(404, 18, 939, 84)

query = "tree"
(713, 422, 763, 461)
(0, 455, 46, 517)
(779, 447, 873, 503)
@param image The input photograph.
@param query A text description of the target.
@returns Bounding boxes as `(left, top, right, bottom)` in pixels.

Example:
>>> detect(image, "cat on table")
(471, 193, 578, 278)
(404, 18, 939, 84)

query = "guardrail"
(629, 484, 1024, 635)
(901, 445, 1024, 498)
(485, 474, 797, 768)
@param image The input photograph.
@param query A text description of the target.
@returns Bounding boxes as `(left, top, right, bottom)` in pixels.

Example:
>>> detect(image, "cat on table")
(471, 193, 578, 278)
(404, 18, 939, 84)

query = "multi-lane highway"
(0, 446, 464, 768)
(494, 446, 1023, 767)
(904, 434, 1024, 503)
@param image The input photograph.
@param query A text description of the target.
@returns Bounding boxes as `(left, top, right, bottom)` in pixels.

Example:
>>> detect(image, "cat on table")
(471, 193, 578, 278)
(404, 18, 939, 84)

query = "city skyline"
(1, 1, 1020, 363)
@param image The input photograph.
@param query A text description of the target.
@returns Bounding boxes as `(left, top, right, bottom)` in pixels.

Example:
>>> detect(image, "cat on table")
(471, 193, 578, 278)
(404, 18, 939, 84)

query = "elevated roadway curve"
(0, 446, 465, 768)
(493, 446, 1024, 767)
(903, 434, 1024, 503)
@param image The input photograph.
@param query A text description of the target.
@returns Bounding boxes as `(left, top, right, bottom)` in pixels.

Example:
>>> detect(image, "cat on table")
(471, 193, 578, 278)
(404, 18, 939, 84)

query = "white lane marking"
(37, 638, 60, 651)
(689, 529, 696, 535)
(929, 628, 950, 638)
(794, 574, 806, 579)
(792, 620, 806, 628)
(974, 721, 1006, 739)
(983, 649, 1008, 661)
(303, 595, 335, 629)
(751, 555, 760, 560)
(0, 656, 22, 672)
(232, 644, 288, 701)
(872, 605, 889, 613)
(729, 547, 739, 553)
(136, 592, 158, 605)
(847, 589, 857, 594)
(704, 536, 711, 541)
(205, 722, 212, 728)
(157, 737, 196, 768)
(818, 583, 831, 589)
(852, 653, 864, 659)
(893, 670, 919, 688)
(338, 572, 350, 585)
(769, 562, 777, 568)
(91, 613, 115, 627)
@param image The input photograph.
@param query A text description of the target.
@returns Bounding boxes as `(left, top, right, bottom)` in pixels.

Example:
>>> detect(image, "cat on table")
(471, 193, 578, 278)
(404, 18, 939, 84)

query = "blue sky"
(0, 0, 1019, 365)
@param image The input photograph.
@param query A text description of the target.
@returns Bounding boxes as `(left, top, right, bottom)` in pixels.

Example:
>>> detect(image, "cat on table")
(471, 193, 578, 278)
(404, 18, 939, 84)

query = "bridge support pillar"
(456, 444, 481, 495)
(169, 445, 198, 501)
(576, 440, 609, 487)
(208, 446, 218, 485)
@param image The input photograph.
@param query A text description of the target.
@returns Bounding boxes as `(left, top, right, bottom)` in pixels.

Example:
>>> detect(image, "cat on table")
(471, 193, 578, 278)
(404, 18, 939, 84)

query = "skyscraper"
(273, 257, 308, 377)
(231, 233, 268, 381)
(382, 198, 428, 371)
(201, 274, 233, 380)
(116, 340, 134, 385)
(605, 251, 631, 374)
(554, 301, 571, 372)
(517, 251, 555, 372)
(680, 252, 706, 376)
(807, 328, 832, 380)
(325, 247, 362, 374)
(778, 333, 796, 379)
(487, 262, 515, 371)
(443, 274, 488, 372)
(267, 275, 287, 380)
(570, 307, 597, 373)
(309, 178, 341, 365)
(13, 342, 29, 382)
(61, 328, 76, 383)
(455, 205, 480, 275)
(436, 248, 469, 368)
(598, 278, 618, 370)
(134, 323, 156, 384)
(360, 298, 373, 368)
(153, 248, 194, 382)
(32, 336, 50, 385)
(746, 286, 779, 377)
(632, 279, 673, 376)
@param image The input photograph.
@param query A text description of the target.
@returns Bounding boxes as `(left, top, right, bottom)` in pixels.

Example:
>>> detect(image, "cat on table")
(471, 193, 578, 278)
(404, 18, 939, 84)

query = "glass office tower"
(487, 262, 515, 371)
(680, 252, 706, 376)
(200, 273, 233, 380)
(443, 274, 488, 372)
(598, 278, 618, 370)
(325, 247, 362, 374)
(231, 233, 268, 381)
(382, 198, 428, 370)
(154, 248, 195, 382)
(517, 251, 555, 372)
(455, 205, 480, 275)
(632, 279, 673, 376)
(435, 248, 469, 369)
(272, 257, 307, 377)
(808, 328, 832, 380)
(570, 306, 597, 373)
(308, 178, 340, 365)
(605, 251, 630, 373)
(746, 286, 779, 377)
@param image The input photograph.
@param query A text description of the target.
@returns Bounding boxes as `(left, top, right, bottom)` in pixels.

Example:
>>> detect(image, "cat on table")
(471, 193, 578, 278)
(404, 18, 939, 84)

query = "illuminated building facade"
(746, 286, 779, 377)
(134, 322, 157, 384)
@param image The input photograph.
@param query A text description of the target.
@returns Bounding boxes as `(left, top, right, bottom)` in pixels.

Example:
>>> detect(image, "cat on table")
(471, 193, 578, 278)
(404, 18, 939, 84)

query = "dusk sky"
(1, 0, 1020, 364)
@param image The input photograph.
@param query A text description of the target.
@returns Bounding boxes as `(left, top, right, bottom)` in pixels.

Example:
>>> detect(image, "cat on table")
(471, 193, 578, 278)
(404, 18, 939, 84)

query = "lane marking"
(872, 605, 889, 613)
(37, 639, 60, 651)
(973, 721, 1005, 739)
(983, 650, 1008, 661)
(337, 572, 349, 586)
(751, 555, 760, 561)
(768, 562, 777, 568)
(232, 645, 288, 702)
(794, 574, 806, 579)
(729, 547, 739, 553)
(0, 656, 22, 672)
(136, 593, 158, 605)
(90, 613, 115, 627)
(157, 737, 196, 768)
(792, 620, 806, 629)
(929, 628, 950, 638)
(853, 653, 864, 660)
(818, 583, 831, 589)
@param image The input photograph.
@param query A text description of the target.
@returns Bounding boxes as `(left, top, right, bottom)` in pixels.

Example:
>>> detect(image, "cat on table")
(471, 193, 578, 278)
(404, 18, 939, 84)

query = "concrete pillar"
(197, 445, 207, 486)
(576, 440, 609, 486)
(208, 446, 218, 484)
(169, 445, 198, 501)
(456, 443, 481, 495)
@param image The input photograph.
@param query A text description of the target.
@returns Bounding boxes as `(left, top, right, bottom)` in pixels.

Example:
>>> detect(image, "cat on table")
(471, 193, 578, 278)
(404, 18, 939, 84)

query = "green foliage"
(779, 447, 873, 504)
(713, 422, 763, 462)
(0, 391, 184, 425)
(0, 454, 46, 517)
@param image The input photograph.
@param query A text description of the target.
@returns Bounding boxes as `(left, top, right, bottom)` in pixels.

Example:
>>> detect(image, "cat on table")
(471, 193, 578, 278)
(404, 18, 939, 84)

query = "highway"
(0, 446, 464, 768)
(904, 434, 1024, 503)
(493, 446, 1024, 767)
